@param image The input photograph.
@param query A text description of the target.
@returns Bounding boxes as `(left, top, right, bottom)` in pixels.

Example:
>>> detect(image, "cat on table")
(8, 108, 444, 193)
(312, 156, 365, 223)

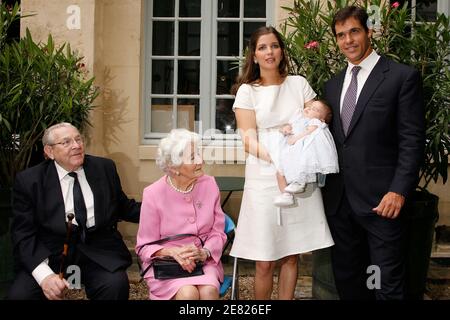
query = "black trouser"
(327, 194, 407, 300)
(6, 244, 129, 300)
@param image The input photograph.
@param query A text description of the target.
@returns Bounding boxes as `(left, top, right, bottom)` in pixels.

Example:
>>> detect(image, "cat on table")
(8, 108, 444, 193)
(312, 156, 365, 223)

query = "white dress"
(279, 115, 339, 185)
(230, 76, 334, 261)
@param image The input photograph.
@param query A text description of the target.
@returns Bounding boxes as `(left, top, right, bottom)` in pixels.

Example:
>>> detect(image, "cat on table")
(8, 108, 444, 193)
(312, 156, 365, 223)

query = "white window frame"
(410, 0, 449, 20)
(142, 0, 275, 145)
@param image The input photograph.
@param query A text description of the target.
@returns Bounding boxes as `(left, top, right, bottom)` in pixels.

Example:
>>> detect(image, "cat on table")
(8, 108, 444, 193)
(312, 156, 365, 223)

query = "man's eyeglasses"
(50, 137, 84, 148)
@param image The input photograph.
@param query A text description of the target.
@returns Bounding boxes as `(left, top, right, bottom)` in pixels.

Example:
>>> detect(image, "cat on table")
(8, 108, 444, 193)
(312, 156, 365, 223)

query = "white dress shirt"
(32, 162, 95, 286)
(339, 50, 381, 113)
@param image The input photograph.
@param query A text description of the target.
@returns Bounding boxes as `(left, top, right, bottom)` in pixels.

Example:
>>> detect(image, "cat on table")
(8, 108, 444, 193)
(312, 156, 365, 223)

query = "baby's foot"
(284, 182, 306, 194)
(274, 193, 294, 207)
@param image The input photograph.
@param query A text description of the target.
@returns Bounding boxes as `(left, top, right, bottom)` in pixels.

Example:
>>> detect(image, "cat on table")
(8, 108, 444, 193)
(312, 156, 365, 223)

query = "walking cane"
(59, 213, 75, 279)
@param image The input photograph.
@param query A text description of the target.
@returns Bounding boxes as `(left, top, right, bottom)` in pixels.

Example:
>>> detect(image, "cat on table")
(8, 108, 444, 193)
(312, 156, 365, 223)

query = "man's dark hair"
(332, 6, 369, 36)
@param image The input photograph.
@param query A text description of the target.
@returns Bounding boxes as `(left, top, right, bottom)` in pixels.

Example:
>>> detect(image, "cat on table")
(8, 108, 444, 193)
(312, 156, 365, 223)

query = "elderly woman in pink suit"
(136, 129, 226, 300)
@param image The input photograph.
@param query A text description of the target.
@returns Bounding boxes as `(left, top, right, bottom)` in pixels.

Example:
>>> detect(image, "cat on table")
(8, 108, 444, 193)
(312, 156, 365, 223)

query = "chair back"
(224, 214, 235, 234)
(220, 213, 236, 298)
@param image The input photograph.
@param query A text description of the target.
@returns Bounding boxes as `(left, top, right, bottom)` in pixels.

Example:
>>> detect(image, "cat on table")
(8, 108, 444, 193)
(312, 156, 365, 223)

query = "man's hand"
(41, 274, 69, 300)
(372, 192, 405, 219)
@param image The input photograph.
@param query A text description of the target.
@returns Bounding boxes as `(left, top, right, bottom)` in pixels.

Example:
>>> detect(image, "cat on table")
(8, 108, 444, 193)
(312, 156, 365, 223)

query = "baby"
(273, 99, 339, 207)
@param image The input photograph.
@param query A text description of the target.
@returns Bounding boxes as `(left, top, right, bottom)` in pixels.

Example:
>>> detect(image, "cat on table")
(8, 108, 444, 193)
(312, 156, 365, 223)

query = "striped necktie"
(341, 66, 361, 135)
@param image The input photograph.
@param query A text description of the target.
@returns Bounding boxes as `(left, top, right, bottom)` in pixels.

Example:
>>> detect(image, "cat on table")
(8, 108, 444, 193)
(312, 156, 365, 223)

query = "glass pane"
(180, 0, 201, 17)
(243, 22, 265, 50)
(216, 99, 236, 133)
(152, 60, 174, 94)
(177, 99, 200, 132)
(416, 0, 437, 22)
(151, 98, 173, 133)
(244, 0, 265, 18)
(218, 0, 240, 17)
(217, 22, 239, 56)
(179, 22, 201, 56)
(152, 22, 174, 56)
(178, 60, 200, 94)
(216, 60, 239, 95)
(153, 0, 174, 17)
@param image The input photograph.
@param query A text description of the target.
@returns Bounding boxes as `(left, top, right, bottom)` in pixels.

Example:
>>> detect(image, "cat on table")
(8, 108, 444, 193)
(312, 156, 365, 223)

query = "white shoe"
(274, 193, 294, 207)
(284, 182, 306, 194)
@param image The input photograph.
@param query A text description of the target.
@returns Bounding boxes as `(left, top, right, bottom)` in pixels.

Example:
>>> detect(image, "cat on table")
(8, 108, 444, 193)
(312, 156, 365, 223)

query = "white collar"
(54, 161, 83, 181)
(346, 50, 380, 75)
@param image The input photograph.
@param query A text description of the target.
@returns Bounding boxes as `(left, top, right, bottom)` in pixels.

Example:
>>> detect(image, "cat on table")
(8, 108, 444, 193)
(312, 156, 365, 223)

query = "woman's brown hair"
(231, 26, 290, 95)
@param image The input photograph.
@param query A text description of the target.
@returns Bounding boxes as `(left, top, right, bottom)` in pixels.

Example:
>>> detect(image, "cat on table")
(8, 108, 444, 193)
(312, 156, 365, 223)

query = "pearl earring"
(176, 171, 180, 176)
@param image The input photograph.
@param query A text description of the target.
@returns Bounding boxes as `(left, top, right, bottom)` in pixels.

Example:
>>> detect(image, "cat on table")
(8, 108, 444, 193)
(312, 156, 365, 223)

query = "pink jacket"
(135, 174, 226, 280)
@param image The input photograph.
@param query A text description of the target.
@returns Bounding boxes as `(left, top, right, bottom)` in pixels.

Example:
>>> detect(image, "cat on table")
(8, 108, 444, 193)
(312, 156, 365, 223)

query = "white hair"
(42, 122, 79, 145)
(156, 129, 201, 173)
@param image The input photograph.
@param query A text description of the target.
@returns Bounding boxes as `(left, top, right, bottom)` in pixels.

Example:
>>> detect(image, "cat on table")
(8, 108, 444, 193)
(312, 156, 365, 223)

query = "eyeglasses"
(50, 136, 84, 148)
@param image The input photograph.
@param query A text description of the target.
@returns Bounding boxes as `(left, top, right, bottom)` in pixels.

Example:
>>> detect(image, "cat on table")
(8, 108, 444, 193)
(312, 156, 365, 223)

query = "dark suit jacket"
(11, 155, 141, 274)
(322, 56, 425, 216)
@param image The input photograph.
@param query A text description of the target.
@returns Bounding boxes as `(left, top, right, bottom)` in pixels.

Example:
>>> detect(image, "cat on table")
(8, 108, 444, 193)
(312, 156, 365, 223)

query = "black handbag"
(138, 233, 205, 280)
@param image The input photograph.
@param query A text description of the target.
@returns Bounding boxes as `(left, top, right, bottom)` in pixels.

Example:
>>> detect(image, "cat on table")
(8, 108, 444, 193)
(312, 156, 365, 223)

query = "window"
(392, 0, 449, 21)
(143, 0, 274, 142)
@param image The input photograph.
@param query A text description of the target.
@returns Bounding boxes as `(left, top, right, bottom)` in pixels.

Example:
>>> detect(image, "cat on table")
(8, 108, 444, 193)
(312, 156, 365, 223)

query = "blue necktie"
(341, 66, 361, 135)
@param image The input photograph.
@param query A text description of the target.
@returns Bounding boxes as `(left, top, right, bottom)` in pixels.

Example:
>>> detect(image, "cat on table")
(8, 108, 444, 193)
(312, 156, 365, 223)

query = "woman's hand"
(180, 244, 209, 262)
(280, 124, 293, 136)
(155, 246, 196, 272)
(287, 135, 299, 145)
(157, 244, 208, 273)
(164, 246, 197, 273)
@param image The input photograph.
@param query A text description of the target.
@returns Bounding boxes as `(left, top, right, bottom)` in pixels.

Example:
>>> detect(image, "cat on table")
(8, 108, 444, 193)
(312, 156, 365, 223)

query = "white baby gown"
(280, 115, 339, 184)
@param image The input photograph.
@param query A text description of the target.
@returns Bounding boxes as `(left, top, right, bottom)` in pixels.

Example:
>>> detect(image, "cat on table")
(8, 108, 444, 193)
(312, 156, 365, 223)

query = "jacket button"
(184, 196, 192, 203)
(188, 217, 196, 223)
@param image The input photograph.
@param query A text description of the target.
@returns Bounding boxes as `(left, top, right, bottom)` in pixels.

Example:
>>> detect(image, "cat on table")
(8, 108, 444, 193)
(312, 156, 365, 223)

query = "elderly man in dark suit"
(7, 122, 141, 300)
(322, 6, 425, 300)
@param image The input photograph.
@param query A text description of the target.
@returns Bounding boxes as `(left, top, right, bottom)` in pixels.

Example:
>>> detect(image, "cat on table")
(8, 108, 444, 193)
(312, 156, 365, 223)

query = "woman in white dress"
(230, 26, 334, 300)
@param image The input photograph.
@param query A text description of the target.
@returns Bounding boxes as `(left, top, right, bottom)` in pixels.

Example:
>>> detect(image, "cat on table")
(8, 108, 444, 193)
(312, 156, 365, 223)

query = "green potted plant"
(281, 0, 449, 299)
(0, 2, 99, 298)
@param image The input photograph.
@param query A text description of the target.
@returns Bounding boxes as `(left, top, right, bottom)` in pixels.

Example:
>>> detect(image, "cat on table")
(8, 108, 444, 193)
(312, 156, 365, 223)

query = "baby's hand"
(287, 136, 298, 145)
(280, 124, 293, 136)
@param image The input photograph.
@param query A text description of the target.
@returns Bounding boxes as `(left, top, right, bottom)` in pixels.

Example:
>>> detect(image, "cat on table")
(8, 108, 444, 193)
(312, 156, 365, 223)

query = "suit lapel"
(83, 156, 104, 228)
(332, 69, 346, 143)
(345, 56, 389, 138)
(43, 161, 66, 234)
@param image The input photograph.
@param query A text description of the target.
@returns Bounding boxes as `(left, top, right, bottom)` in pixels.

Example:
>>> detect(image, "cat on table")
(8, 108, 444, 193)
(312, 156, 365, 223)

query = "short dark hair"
(332, 6, 369, 36)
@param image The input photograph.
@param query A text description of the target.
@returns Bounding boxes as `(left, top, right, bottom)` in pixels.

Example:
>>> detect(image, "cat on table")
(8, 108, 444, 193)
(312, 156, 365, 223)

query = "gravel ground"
(65, 276, 262, 300)
(64, 276, 450, 300)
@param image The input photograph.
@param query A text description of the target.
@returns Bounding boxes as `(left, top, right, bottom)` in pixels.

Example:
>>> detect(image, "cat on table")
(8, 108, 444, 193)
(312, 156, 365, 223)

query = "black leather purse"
(138, 233, 205, 280)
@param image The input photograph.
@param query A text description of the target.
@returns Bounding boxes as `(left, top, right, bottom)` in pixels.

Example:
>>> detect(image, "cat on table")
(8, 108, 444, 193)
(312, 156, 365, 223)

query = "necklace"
(167, 176, 194, 194)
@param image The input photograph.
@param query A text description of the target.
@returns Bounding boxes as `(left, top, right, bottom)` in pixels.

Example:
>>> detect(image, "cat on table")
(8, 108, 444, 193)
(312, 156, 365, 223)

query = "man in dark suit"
(322, 6, 425, 299)
(7, 122, 141, 300)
